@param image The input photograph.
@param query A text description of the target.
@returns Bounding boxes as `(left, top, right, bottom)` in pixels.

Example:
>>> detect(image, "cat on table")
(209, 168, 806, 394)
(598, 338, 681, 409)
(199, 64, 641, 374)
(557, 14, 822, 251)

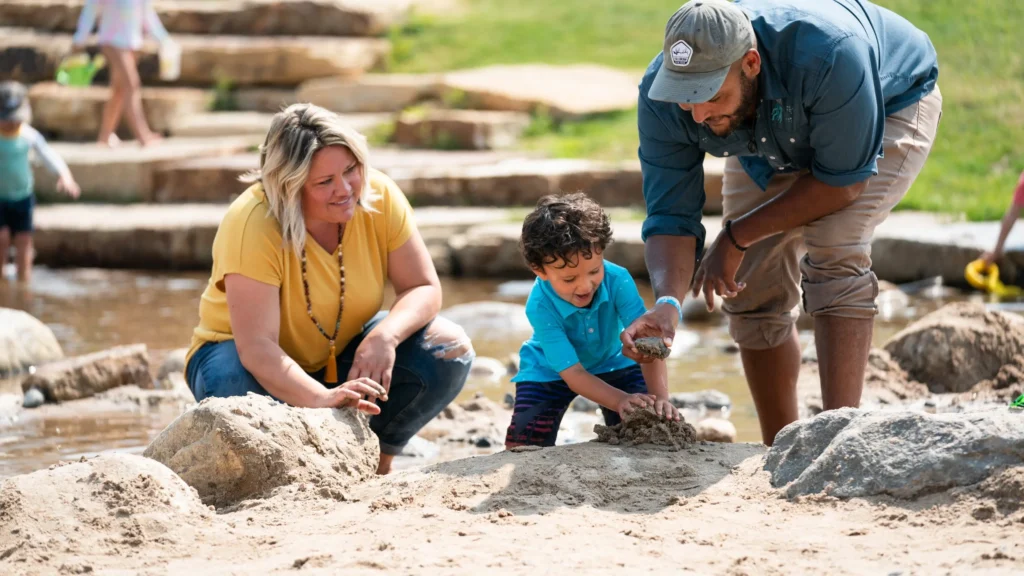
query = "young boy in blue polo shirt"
(505, 193, 681, 448)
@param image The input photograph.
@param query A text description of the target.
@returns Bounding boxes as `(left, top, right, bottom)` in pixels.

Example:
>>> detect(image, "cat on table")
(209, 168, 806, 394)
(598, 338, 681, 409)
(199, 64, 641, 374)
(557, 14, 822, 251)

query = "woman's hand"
(347, 331, 397, 392)
(316, 377, 387, 414)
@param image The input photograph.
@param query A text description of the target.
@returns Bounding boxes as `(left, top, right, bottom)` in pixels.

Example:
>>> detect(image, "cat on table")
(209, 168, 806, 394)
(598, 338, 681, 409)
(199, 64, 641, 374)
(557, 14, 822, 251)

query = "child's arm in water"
(640, 360, 679, 420)
(560, 364, 653, 419)
(24, 125, 79, 199)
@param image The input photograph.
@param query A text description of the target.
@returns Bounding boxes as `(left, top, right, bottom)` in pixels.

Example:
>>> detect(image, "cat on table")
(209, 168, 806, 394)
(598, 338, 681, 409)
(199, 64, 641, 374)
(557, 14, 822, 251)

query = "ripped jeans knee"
(421, 316, 475, 364)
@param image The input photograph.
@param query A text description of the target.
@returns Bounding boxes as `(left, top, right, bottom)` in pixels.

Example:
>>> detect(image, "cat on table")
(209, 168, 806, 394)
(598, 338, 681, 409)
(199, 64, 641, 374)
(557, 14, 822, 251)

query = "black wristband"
(724, 220, 748, 252)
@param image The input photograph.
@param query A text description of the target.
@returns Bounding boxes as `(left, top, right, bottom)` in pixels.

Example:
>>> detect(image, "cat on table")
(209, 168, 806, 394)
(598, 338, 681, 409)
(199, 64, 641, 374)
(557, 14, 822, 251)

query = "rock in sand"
(765, 408, 1024, 499)
(21, 387, 45, 408)
(695, 418, 736, 443)
(144, 394, 379, 507)
(0, 307, 63, 378)
(884, 302, 1024, 393)
(20, 344, 152, 402)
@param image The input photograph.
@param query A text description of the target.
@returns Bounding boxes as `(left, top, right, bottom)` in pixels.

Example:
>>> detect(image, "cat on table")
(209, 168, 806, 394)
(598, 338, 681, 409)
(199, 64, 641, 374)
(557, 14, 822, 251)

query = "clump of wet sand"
(594, 407, 697, 450)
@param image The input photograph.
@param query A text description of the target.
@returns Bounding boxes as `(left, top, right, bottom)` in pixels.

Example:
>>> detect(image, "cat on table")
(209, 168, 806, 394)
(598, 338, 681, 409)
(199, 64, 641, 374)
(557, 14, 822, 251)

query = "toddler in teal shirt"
(0, 82, 81, 283)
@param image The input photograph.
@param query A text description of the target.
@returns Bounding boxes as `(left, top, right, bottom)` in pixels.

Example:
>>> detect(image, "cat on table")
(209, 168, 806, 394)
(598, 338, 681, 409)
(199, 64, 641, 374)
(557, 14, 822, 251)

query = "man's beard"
(705, 72, 758, 137)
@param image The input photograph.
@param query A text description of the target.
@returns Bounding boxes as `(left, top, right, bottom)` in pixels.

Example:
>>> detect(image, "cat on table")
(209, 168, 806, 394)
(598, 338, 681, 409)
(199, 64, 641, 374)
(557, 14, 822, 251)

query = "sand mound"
(884, 302, 1024, 393)
(0, 454, 212, 569)
(766, 408, 1024, 499)
(366, 440, 763, 516)
(143, 394, 379, 508)
(594, 408, 697, 450)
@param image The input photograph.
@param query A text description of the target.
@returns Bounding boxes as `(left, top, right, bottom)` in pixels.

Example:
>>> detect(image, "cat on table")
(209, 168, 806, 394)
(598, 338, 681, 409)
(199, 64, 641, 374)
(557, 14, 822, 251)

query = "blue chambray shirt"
(512, 261, 648, 384)
(638, 0, 939, 254)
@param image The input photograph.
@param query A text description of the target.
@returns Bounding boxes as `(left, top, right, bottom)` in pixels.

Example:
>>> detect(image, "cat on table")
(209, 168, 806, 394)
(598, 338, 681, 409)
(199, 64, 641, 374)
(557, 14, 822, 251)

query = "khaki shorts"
(721, 86, 942, 350)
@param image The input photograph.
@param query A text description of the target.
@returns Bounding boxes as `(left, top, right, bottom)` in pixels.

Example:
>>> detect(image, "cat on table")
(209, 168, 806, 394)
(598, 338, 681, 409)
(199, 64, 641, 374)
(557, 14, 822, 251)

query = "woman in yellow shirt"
(184, 104, 473, 474)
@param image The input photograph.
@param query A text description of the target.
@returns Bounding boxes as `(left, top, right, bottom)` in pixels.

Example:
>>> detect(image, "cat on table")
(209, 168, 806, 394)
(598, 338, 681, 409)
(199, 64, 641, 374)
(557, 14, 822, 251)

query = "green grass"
(390, 0, 1024, 220)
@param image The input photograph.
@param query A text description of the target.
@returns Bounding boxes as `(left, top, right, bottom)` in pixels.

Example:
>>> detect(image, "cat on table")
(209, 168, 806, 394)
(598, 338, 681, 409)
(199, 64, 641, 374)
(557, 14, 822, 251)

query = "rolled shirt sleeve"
(808, 36, 886, 187)
(637, 82, 708, 255)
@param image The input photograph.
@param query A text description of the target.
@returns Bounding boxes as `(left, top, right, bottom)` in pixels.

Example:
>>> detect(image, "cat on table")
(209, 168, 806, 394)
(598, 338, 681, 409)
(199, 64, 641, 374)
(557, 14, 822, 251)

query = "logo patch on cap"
(670, 40, 693, 67)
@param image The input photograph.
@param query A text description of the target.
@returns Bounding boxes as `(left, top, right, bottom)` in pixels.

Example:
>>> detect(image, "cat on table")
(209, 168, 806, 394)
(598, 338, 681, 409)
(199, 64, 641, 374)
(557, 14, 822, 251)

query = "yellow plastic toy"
(964, 259, 1023, 298)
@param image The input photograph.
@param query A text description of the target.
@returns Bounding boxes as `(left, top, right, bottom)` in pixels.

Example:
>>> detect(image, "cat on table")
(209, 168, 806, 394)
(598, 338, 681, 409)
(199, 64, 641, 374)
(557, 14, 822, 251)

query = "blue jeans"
(186, 312, 473, 455)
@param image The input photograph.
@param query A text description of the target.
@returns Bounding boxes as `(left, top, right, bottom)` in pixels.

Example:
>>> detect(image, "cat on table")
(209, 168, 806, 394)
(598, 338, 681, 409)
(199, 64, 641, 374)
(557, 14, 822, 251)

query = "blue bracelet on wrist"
(655, 296, 683, 325)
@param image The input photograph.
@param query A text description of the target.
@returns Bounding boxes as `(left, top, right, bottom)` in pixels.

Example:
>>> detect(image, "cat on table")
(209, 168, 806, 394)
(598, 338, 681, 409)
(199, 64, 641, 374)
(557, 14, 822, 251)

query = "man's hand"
(691, 228, 746, 311)
(621, 303, 677, 363)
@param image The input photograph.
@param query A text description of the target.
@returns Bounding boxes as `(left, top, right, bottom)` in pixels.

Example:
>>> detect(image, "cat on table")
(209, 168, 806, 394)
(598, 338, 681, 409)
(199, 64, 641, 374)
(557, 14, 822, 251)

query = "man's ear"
(741, 48, 761, 78)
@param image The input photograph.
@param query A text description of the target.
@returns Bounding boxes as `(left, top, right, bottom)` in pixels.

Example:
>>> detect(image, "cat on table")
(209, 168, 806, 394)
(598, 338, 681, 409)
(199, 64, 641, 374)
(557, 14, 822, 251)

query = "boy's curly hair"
(519, 192, 613, 270)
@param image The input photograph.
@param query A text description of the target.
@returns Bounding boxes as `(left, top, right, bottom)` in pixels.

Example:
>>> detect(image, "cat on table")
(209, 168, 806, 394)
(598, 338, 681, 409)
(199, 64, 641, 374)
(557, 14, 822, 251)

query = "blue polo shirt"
(638, 0, 939, 255)
(512, 261, 648, 384)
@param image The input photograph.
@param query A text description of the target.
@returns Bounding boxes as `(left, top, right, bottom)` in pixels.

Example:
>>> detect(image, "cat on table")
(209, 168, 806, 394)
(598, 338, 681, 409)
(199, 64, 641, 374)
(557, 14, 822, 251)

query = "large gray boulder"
(143, 394, 379, 508)
(0, 307, 63, 379)
(765, 409, 1024, 499)
(21, 344, 152, 402)
(884, 302, 1024, 393)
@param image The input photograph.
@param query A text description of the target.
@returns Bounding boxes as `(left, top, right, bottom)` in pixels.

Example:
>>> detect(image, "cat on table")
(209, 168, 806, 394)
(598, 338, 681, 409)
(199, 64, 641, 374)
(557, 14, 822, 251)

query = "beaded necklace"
(301, 223, 344, 383)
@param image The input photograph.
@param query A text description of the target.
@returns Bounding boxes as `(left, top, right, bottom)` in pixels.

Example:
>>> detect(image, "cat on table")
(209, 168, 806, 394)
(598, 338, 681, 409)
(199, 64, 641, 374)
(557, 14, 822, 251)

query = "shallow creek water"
(0, 267, 981, 477)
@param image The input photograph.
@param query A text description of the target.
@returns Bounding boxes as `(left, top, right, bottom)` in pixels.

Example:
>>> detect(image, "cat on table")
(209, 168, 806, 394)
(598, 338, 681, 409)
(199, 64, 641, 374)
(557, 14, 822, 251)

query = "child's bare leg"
(13, 232, 32, 284)
(0, 227, 10, 280)
(97, 46, 127, 146)
(119, 50, 161, 146)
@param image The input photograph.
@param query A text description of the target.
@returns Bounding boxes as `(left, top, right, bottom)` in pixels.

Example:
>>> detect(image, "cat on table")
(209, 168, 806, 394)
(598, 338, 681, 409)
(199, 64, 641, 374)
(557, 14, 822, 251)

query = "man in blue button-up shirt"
(622, 0, 941, 445)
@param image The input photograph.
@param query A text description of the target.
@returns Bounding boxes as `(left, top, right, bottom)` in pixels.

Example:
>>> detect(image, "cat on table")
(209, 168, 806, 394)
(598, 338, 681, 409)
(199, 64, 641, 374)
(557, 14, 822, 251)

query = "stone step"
(0, 0, 410, 37)
(29, 82, 211, 141)
(233, 88, 297, 113)
(439, 65, 641, 120)
(393, 109, 532, 150)
(0, 27, 390, 86)
(150, 149, 542, 203)
(32, 205, 969, 287)
(33, 136, 261, 202)
(32, 204, 507, 270)
(167, 111, 392, 139)
(296, 73, 441, 114)
(150, 153, 727, 212)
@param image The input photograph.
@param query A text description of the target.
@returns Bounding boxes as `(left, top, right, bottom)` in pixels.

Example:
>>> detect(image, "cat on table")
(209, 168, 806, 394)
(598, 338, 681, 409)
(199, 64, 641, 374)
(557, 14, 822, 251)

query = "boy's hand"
(615, 393, 654, 418)
(621, 305, 676, 363)
(58, 176, 81, 199)
(653, 397, 680, 421)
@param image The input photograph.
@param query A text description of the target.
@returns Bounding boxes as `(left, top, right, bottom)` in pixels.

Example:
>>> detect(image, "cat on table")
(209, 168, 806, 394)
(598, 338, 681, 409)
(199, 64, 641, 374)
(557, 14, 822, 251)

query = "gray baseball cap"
(0, 81, 30, 123)
(648, 0, 756, 104)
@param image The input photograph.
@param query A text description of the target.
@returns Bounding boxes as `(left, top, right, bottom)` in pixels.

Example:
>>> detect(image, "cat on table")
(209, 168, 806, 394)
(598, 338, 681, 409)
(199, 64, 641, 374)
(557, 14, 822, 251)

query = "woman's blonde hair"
(240, 103, 379, 253)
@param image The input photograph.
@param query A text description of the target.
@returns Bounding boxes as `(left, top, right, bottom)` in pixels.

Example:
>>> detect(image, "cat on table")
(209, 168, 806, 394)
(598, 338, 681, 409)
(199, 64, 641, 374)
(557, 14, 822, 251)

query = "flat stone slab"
(871, 215, 1024, 286)
(151, 148, 538, 203)
(440, 64, 640, 120)
(297, 73, 441, 114)
(33, 136, 261, 202)
(0, 0, 411, 37)
(32, 203, 506, 270)
(0, 27, 390, 86)
(167, 111, 390, 139)
(232, 87, 297, 112)
(152, 154, 725, 209)
(29, 82, 211, 141)
(393, 109, 531, 150)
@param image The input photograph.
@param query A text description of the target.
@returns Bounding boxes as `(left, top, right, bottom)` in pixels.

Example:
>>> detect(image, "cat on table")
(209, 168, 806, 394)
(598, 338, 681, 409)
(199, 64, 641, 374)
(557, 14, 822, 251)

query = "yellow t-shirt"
(186, 169, 415, 372)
